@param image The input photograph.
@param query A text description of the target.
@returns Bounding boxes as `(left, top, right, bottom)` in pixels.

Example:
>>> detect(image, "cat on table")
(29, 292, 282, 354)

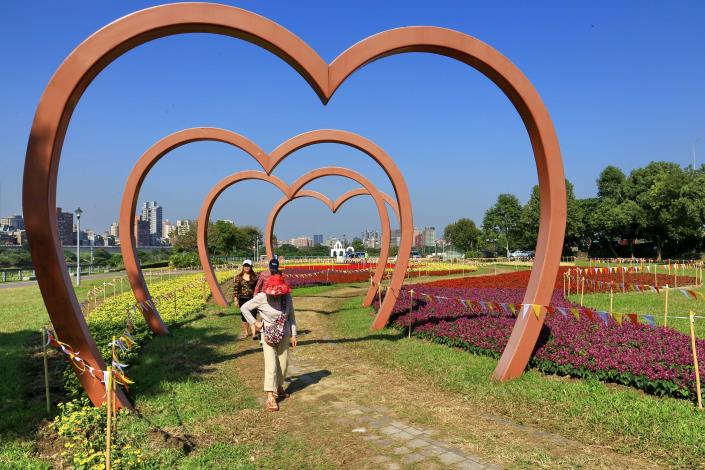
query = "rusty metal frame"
(264, 188, 399, 307)
(197, 168, 394, 308)
(23, 3, 565, 407)
(118, 127, 409, 335)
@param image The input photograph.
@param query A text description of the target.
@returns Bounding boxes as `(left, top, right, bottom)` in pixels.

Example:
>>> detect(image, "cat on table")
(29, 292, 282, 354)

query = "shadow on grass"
(285, 370, 331, 395)
(128, 322, 238, 399)
(0, 330, 65, 441)
(231, 332, 405, 360)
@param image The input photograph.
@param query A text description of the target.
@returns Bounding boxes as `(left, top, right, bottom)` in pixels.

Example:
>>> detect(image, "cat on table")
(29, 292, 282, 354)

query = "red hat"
(263, 274, 291, 295)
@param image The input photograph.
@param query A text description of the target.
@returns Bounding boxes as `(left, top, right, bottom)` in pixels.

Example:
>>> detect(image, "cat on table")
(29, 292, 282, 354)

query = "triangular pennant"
(612, 312, 623, 325)
(531, 304, 542, 319)
(643, 315, 655, 327)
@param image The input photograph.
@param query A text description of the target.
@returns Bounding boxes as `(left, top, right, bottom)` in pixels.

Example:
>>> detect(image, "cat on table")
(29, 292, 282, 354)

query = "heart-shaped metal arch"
(23, 3, 565, 407)
(263, 187, 401, 308)
(197, 168, 394, 310)
(119, 127, 409, 336)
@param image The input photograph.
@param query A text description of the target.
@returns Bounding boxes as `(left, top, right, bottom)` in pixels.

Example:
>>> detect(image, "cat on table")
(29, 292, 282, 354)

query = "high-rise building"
(423, 226, 436, 247)
(141, 201, 163, 244)
(162, 219, 176, 241)
(0, 215, 24, 230)
(176, 219, 192, 235)
(109, 221, 119, 237)
(313, 234, 323, 246)
(56, 207, 74, 246)
(390, 229, 401, 247)
(289, 236, 313, 248)
(134, 216, 151, 247)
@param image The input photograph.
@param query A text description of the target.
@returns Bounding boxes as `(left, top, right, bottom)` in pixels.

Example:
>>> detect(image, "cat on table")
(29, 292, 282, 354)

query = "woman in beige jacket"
(240, 274, 297, 411)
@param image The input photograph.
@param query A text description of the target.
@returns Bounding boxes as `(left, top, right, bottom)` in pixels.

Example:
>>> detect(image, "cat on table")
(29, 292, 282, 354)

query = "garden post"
(664, 285, 669, 327)
(580, 277, 585, 307)
(103, 282, 106, 301)
(609, 282, 613, 314)
(42, 328, 50, 414)
(689, 311, 703, 409)
(563, 273, 566, 299)
(568, 270, 571, 297)
(106, 366, 112, 470)
(675, 266, 678, 288)
(409, 289, 414, 338)
(174, 289, 177, 317)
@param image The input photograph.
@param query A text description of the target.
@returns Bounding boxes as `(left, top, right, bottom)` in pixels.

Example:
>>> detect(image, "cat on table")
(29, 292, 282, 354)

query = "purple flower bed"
(383, 286, 705, 400)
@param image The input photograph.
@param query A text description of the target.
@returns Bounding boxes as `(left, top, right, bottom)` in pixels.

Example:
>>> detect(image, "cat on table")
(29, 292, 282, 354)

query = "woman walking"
(233, 259, 258, 339)
(240, 274, 297, 411)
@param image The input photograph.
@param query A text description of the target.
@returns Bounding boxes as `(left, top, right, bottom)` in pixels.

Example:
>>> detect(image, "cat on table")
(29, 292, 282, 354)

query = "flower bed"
(386, 272, 705, 400)
(425, 267, 695, 293)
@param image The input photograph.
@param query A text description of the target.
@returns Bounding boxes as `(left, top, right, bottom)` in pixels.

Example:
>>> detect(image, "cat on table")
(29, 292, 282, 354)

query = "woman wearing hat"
(233, 259, 258, 339)
(240, 274, 297, 411)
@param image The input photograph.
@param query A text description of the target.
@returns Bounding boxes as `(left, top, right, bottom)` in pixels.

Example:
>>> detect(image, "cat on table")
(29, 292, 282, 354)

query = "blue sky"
(1, 1, 704, 241)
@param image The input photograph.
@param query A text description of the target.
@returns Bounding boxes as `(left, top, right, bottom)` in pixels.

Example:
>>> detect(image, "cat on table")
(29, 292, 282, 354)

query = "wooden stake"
(563, 273, 566, 299)
(408, 289, 414, 338)
(377, 282, 382, 309)
(664, 285, 669, 328)
(568, 271, 571, 298)
(174, 289, 177, 317)
(689, 311, 703, 409)
(42, 328, 50, 415)
(580, 277, 585, 307)
(609, 282, 613, 314)
(106, 366, 112, 470)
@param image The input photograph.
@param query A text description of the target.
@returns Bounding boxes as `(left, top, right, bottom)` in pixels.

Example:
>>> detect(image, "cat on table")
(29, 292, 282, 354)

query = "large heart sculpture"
(119, 127, 409, 333)
(197, 167, 394, 309)
(264, 186, 400, 306)
(23, 3, 566, 407)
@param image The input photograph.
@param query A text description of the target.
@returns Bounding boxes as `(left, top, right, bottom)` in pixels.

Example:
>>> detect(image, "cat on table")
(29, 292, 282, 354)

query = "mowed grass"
(113, 302, 335, 468)
(0, 276, 135, 467)
(0, 278, 342, 468)
(569, 284, 705, 338)
(328, 295, 705, 468)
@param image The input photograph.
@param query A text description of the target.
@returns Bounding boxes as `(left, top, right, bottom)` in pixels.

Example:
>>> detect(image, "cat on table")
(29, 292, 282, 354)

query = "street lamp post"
(693, 136, 705, 168)
(74, 207, 82, 286)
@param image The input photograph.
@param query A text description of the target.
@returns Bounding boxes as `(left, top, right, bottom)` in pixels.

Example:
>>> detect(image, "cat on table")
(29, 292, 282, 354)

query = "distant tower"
(141, 201, 163, 244)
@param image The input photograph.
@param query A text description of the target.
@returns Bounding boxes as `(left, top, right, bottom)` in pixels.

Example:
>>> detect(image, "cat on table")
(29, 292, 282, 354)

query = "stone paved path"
(287, 351, 501, 469)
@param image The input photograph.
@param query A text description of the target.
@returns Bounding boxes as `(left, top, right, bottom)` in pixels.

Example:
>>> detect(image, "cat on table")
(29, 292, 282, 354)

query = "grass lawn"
(0, 279, 349, 468)
(327, 294, 705, 468)
(569, 285, 705, 338)
(0, 276, 139, 468)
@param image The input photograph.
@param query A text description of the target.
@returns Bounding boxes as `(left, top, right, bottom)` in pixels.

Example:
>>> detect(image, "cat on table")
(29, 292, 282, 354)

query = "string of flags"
(44, 328, 133, 392)
(396, 288, 705, 327)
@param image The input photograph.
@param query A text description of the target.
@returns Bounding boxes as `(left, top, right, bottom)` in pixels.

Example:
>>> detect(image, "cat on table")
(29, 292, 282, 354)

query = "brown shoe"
(265, 397, 279, 411)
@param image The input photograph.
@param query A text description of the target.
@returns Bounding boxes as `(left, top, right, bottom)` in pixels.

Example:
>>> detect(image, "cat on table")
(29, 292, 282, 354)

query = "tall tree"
(443, 218, 481, 253)
(520, 179, 583, 250)
(482, 194, 523, 258)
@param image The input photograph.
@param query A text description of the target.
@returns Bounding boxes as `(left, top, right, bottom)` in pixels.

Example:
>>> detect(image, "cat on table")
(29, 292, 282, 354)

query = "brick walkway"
(285, 339, 501, 469)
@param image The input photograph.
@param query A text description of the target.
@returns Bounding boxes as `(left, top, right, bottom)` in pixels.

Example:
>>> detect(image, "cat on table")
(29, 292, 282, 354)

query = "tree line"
(444, 161, 705, 260)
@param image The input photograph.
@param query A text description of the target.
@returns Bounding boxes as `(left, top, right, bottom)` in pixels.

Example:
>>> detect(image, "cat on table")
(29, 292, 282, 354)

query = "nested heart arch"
(118, 127, 410, 338)
(23, 3, 566, 407)
(263, 187, 400, 308)
(197, 168, 395, 310)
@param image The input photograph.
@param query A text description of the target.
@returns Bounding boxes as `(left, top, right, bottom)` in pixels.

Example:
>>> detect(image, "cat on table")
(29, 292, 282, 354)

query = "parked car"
(508, 250, 532, 260)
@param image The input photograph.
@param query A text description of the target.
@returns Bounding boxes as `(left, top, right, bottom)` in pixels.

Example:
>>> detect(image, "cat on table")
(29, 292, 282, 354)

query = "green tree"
(352, 239, 365, 251)
(520, 179, 583, 249)
(597, 165, 626, 200)
(443, 218, 481, 252)
(625, 162, 703, 260)
(172, 223, 197, 252)
(482, 194, 523, 257)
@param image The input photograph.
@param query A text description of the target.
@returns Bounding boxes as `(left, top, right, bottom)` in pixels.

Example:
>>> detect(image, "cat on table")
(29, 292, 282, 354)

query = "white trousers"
(262, 335, 289, 392)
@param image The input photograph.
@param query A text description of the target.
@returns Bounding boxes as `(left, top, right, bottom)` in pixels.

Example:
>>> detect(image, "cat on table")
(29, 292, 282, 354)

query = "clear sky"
(1, 1, 704, 241)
